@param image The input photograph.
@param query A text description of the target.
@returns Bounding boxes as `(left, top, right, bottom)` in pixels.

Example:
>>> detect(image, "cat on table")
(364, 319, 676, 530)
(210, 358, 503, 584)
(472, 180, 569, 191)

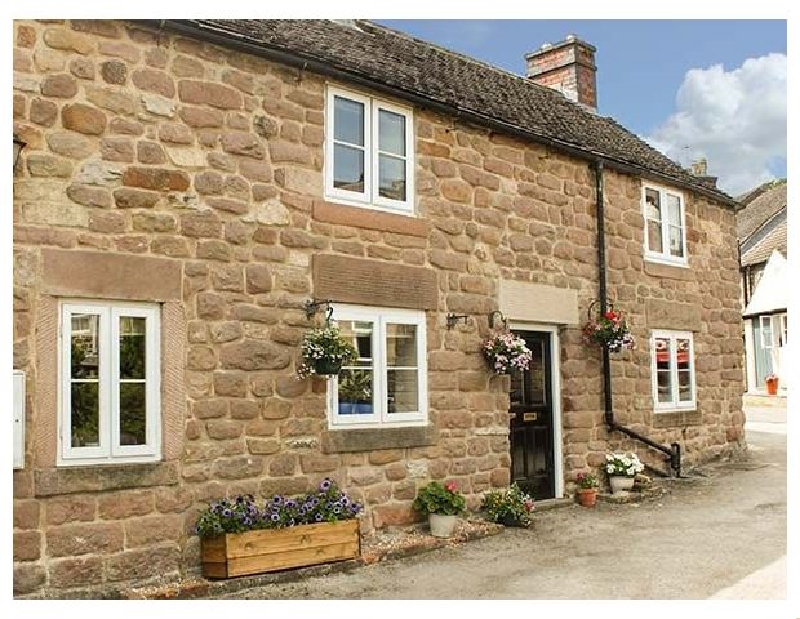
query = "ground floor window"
(752, 313, 786, 389)
(60, 301, 161, 465)
(651, 330, 695, 411)
(328, 305, 427, 428)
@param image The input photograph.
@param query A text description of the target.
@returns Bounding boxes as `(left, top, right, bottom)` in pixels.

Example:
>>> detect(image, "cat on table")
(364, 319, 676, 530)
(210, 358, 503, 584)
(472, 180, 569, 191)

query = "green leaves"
(412, 481, 466, 516)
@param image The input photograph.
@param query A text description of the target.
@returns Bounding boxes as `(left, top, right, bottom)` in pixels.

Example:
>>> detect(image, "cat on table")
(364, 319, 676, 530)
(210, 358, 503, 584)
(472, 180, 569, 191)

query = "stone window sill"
(34, 461, 179, 497)
(320, 424, 438, 454)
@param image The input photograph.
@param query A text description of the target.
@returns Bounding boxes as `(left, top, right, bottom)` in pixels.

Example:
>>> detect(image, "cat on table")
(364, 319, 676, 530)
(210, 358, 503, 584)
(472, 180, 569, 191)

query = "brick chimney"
(689, 157, 718, 188)
(525, 34, 597, 111)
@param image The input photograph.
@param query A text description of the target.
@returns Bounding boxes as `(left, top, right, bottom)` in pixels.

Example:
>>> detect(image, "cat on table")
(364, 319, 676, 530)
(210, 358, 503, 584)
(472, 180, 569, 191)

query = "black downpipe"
(594, 160, 681, 478)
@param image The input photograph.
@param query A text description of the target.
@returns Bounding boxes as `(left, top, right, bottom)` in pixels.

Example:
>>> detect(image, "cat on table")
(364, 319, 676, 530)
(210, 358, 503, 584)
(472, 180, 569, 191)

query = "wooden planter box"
(201, 519, 361, 579)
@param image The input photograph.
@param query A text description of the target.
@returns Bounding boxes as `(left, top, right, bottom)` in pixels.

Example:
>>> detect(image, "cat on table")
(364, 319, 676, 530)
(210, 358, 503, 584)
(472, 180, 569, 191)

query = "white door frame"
(508, 322, 564, 499)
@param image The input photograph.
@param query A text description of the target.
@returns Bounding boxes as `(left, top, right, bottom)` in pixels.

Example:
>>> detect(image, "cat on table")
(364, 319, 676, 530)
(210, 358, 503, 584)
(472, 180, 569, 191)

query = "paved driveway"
(222, 425, 787, 600)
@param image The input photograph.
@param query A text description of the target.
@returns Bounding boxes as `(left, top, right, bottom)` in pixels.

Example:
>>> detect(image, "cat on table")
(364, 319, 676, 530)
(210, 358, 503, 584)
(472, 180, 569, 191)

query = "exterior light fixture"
(13, 134, 26, 171)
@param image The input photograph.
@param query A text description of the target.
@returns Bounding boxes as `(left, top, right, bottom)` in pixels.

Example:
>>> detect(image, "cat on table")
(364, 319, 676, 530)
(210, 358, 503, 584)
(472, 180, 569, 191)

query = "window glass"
(655, 337, 672, 403)
(386, 324, 418, 415)
(378, 109, 406, 156)
(337, 320, 374, 416)
(669, 225, 684, 258)
(70, 313, 100, 447)
(333, 96, 365, 146)
(333, 144, 365, 193)
(378, 155, 406, 201)
(677, 338, 692, 402)
(644, 187, 685, 261)
(119, 316, 147, 446)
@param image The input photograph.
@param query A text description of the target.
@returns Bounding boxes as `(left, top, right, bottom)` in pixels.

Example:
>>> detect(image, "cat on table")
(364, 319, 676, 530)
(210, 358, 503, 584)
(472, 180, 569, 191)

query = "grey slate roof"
(736, 179, 787, 243)
(741, 220, 786, 267)
(163, 19, 734, 205)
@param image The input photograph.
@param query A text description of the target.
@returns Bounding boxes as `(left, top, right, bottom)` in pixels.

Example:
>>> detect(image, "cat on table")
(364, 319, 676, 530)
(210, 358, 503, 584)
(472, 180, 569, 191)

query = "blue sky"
(378, 19, 787, 195)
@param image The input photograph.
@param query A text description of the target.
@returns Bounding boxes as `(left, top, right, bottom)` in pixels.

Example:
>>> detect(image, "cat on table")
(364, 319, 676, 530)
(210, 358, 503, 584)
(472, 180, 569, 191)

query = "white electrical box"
(13, 370, 25, 470)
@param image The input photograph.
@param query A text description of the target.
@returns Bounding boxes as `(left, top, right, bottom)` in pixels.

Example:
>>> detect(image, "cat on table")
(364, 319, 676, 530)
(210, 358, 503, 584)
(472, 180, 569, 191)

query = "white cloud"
(646, 53, 786, 196)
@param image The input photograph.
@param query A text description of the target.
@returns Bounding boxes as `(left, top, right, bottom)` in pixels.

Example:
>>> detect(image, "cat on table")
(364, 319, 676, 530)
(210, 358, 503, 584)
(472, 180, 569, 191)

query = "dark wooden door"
(509, 331, 555, 500)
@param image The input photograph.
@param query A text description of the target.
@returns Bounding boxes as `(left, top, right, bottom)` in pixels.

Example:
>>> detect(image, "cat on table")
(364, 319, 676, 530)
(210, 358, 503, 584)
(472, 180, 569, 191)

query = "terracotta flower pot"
(765, 376, 779, 396)
(576, 488, 597, 507)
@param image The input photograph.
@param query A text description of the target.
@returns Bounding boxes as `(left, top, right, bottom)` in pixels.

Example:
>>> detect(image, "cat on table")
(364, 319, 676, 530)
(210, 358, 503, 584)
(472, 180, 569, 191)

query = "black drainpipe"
(593, 159, 682, 477)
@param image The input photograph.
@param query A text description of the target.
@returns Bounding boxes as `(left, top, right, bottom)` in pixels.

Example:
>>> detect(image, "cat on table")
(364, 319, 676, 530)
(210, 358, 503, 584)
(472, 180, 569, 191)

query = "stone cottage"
(12, 19, 745, 596)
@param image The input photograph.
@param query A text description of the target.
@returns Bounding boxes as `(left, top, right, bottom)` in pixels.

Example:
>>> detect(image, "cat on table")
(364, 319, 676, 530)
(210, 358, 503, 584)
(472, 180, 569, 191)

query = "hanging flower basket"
(296, 326, 357, 378)
(482, 330, 532, 375)
(582, 300, 636, 352)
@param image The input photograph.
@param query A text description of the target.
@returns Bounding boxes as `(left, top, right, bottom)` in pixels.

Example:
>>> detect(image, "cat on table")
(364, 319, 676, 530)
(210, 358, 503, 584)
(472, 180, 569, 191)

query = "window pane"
(655, 337, 672, 403)
(753, 320, 774, 386)
(648, 220, 663, 253)
(337, 368, 373, 415)
(71, 314, 99, 379)
(388, 369, 418, 414)
(677, 338, 692, 402)
(761, 318, 773, 349)
(386, 323, 417, 367)
(378, 154, 406, 202)
(665, 194, 682, 226)
(333, 144, 365, 194)
(71, 382, 99, 447)
(678, 371, 693, 402)
(645, 188, 661, 221)
(333, 96, 364, 146)
(339, 320, 373, 365)
(525, 339, 545, 405)
(378, 109, 405, 156)
(669, 225, 684, 258)
(119, 317, 146, 380)
(120, 382, 147, 445)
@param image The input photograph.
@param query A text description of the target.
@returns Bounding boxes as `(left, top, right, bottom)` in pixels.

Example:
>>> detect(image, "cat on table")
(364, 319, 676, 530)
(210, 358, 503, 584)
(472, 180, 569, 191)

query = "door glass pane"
(337, 321, 374, 416)
(510, 370, 524, 406)
(378, 109, 405, 156)
(71, 382, 99, 447)
(655, 337, 672, 403)
(761, 317, 773, 349)
(120, 382, 147, 445)
(378, 154, 406, 202)
(648, 220, 663, 253)
(71, 313, 99, 379)
(526, 339, 545, 405)
(333, 96, 364, 146)
(388, 369, 418, 414)
(333, 144, 365, 193)
(119, 317, 146, 380)
(782, 314, 787, 345)
(753, 320, 774, 387)
(665, 194, 682, 226)
(677, 338, 692, 402)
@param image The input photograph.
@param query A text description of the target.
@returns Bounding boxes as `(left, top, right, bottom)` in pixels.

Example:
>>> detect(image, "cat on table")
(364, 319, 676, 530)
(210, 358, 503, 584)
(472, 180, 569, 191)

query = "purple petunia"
(285, 499, 296, 509)
(320, 478, 332, 491)
(222, 508, 232, 517)
(333, 505, 341, 514)
(270, 513, 280, 522)
(272, 495, 284, 505)
(314, 513, 323, 522)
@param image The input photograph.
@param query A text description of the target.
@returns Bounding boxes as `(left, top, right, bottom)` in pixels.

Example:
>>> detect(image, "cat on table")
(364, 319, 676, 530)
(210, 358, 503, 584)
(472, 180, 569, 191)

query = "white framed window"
(327, 305, 427, 428)
(643, 184, 687, 265)
(651, 330, 695, 411)
(760, 313, 787, 348)
(59, 301, 161, 466)
(325, 86, 415, 214)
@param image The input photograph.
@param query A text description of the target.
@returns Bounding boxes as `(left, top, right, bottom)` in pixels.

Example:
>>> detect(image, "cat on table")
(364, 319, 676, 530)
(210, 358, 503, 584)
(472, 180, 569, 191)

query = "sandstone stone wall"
(12, 19, 744, 597)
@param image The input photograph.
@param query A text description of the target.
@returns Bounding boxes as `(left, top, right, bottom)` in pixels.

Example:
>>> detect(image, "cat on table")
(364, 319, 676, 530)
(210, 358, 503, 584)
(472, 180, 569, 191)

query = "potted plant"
(482, 330, 533, 375)
(195, 478, 363, 578)
(583, 301, 636, 353)
(338, 369, 372, 415)
(296, 326, 357, 378)
(604, 452, 644, 494)
(575, 472, 598, 507)
(412, 481, 466, 538)
(765, 373, 779, 396)
(481, 484, 535, 527)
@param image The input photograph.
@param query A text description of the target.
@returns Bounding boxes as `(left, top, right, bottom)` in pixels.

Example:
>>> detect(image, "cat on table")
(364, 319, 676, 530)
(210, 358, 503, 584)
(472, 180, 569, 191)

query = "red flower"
(445, 481, 457, 493)
(604, 311, 617, 320)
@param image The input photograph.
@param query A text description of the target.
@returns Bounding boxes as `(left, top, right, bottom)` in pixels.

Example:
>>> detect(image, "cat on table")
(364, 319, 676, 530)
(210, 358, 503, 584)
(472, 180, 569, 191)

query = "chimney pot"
(525, 35, 598, 111)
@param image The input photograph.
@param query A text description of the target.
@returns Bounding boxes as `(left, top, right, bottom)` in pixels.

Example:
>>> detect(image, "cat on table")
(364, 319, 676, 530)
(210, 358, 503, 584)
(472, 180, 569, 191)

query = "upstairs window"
(325, 87, 414, 214)
(60, 301, 161, 466)
(643, 185, 687, 264)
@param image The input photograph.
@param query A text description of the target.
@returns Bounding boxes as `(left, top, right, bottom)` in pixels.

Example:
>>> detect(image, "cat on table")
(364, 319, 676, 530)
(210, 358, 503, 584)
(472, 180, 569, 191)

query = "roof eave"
(148, 19, 736, 209)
